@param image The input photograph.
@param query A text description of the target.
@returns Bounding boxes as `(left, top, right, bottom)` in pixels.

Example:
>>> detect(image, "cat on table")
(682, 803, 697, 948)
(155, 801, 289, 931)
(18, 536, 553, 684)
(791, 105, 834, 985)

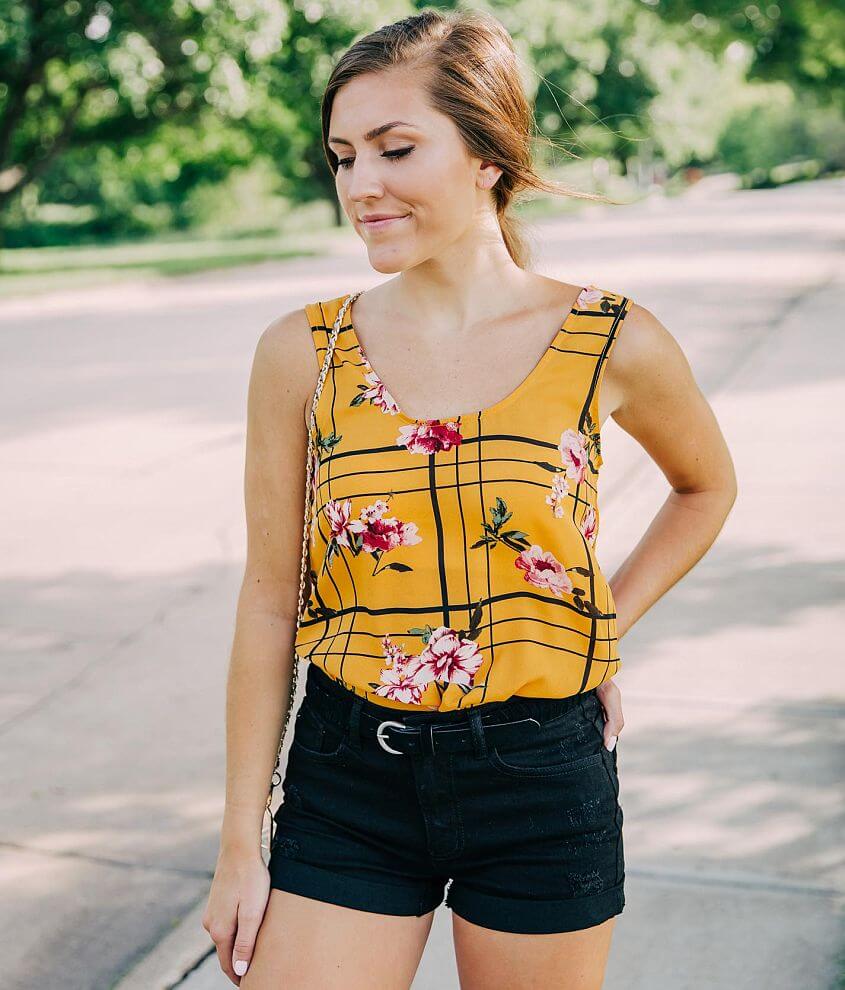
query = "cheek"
(408, 165, 473, 225)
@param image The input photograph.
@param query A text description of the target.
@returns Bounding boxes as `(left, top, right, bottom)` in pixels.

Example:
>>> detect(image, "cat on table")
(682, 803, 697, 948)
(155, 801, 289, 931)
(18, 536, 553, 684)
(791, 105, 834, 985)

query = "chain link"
(261, 290, 364, 857)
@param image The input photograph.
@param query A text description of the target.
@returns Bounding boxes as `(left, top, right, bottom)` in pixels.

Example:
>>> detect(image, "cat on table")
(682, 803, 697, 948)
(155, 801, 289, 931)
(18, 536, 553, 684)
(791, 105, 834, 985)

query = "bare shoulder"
(603, 300, 696, 419)
(250, 307, 319, 427)
(604, 296, 737, 496)
(534, 274, 583, 309)
(612, 301, 681, 370)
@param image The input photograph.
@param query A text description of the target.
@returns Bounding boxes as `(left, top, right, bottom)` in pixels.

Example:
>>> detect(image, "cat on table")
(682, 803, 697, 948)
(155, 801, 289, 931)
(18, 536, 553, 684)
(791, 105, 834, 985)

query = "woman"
(203, 9, 737, 988)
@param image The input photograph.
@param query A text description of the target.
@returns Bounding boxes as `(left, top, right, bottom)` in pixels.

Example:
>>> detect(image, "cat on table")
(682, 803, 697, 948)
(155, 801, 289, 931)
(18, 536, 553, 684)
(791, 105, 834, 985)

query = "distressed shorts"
(268, 661, 625, 935)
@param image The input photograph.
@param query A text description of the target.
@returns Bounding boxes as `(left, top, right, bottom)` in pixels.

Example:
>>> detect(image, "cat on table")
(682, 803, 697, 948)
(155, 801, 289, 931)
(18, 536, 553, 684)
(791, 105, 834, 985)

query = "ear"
(477, 161, 503, 190)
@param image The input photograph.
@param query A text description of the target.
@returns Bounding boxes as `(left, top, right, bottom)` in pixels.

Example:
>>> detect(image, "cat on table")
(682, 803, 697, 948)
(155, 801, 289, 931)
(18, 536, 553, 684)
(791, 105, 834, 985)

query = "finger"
(232, 900, 264, 979)
(599, 702, 621, 751)
(212, 930, 238, 985)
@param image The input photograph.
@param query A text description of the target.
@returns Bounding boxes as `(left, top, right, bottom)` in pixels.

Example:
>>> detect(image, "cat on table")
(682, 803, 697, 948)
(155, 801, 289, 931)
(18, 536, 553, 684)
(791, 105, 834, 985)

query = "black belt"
(355, 708, 544, 756)
(303, 662, 590, 757)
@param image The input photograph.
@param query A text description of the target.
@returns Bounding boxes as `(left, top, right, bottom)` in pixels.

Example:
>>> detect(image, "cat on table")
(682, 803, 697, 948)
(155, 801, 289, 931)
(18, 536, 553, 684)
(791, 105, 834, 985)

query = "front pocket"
(290, 703, 347, 761)
(486, 740, 605, 778)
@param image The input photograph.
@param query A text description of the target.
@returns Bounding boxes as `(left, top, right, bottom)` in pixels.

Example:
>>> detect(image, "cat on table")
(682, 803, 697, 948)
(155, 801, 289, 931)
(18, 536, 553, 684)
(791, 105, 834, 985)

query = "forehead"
(330, 70, 437, 133)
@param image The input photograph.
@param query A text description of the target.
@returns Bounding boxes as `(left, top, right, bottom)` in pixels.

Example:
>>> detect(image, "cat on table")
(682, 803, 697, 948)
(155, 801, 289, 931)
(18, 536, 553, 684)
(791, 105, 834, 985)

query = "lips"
(361, 214, 410, 231)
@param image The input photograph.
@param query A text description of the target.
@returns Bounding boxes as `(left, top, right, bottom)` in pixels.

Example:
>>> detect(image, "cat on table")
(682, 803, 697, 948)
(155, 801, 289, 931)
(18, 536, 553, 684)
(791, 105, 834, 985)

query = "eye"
(336, 146, 415, 171)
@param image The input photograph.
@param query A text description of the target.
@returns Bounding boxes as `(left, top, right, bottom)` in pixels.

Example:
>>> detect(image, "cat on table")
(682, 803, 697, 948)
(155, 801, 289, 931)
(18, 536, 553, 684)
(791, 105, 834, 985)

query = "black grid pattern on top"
(295, 291, 633, 707)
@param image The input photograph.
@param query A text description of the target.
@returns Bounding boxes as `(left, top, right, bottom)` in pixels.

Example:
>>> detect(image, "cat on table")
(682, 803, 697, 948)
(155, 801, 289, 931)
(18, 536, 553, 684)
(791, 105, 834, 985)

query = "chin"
(367, 252, 413, 275)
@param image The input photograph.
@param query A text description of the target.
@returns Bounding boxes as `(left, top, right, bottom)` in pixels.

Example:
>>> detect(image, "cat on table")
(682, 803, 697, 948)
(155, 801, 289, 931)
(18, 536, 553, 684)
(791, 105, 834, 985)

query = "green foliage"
(653, 0, 845, 108)
(718, 84, 845, 178)
(1, 0, 842, 250)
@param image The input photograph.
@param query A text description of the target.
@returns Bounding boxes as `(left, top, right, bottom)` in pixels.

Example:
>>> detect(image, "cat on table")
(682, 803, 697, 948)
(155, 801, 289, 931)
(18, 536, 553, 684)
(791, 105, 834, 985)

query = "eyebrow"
(327, 120, 417, 147)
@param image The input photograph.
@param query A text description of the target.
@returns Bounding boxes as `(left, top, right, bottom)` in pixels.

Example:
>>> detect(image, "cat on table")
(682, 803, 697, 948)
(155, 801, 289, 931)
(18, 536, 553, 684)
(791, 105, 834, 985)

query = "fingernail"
(234, 959, 249, 976)
(606, 735, 617, 752)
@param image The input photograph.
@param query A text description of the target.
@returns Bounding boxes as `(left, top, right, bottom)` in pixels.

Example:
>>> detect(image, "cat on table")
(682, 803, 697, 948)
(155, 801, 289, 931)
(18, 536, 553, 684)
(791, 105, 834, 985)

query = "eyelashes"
(336, 147, 415, 171)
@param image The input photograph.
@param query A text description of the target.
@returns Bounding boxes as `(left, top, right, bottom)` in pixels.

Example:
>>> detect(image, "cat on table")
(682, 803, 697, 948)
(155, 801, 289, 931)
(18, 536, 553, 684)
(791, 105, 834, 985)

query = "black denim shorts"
(269, 661, 624, 935)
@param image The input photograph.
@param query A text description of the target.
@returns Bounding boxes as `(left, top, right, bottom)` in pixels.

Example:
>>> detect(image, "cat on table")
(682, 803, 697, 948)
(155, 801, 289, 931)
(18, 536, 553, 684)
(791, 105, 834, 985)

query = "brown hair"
(320, 8, 614, 269)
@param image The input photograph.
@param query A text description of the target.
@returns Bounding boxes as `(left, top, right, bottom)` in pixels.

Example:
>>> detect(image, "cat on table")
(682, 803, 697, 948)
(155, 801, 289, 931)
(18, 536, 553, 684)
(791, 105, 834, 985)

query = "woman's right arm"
(202, 306, 318, 984)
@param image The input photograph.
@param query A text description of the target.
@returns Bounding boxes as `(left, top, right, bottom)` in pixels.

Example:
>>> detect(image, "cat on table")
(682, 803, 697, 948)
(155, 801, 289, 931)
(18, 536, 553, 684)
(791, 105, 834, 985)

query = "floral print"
(371, 609, 485, 704)
(322, 496, 422, 575)
(348, 344, 466, 453)
(559, 428, 590, 484)
(577, 283, 621, 316)
(397, 419, 463, 454)
(545, 471, 569, 518)
(297, 286, 632, 711)
(514, 544, 574, 598)
(471, 496, 530, 552)
(473, 497, 581, 599)
(350, 349, 401, 415)
(544, 414, 602, 534)
(576, 285, 605, 308)
(579, 504, 597, 544)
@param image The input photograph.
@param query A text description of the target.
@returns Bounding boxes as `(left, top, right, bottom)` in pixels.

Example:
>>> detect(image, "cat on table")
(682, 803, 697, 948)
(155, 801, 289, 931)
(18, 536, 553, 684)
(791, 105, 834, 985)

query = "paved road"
(1, 177, 842, 989)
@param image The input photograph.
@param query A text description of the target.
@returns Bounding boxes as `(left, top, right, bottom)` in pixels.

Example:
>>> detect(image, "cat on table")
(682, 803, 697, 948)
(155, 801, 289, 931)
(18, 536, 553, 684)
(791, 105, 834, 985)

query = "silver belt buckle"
(376, 719, 407, 755)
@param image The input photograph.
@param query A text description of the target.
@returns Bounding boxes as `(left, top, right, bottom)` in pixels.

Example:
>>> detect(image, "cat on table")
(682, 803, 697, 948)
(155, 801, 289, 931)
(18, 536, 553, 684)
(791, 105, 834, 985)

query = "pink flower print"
(545, 471, 569, 518)
(580, 504, 597, 544)
(577, 285, 604, 308)
(353, 499, 421, 555)
(360, 514, 422, 555)
(374, 626, 485, 704)
(359, 499, 391, 524)
(397, 419, 463, 454)
(416, 625, 484, 688)
(374, 663, 427, 705)
(323, 498, 423, 574)
(381, 633, 407, 665)
(324, 498, 366, 549)
(374, 634, 428, 704)
(350, 347, 400, 414)
(514, 544, 574, 598)
(559, 428, 589, 485)
(361, 369, 401, 415)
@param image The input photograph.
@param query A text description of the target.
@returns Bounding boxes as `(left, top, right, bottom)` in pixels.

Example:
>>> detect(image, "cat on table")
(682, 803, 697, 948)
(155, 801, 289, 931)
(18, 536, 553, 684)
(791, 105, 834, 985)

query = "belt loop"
(469, 710, 488, 759)
(420, 722, 434, 757)
(348, 696, 364, 749)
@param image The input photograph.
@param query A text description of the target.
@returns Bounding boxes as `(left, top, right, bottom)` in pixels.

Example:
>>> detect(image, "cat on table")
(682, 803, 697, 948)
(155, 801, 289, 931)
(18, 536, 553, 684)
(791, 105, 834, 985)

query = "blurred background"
(1, 0, 844, 288)
(1, 2, 843, 989)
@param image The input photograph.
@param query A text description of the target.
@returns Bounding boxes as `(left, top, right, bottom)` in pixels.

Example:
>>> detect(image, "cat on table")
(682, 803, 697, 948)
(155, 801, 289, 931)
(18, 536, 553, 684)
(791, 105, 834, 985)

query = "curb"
(114, 897, 216, 990)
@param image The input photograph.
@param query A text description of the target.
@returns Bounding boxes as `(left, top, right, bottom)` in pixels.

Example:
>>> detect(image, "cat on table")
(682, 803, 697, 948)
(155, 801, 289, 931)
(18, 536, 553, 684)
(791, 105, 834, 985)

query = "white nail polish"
(606, 735, 617, 752)
(234, 959, 249, 976)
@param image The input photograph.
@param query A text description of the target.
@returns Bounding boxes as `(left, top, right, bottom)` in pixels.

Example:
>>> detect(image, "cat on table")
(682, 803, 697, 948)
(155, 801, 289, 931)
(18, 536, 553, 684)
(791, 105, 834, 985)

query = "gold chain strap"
(260, 290, 364, 858)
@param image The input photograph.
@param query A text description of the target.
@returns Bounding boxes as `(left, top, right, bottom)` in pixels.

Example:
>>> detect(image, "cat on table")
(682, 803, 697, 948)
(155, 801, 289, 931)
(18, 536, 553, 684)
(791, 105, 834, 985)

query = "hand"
(202, 847, 270, 985)
(595, 678, 623, 752)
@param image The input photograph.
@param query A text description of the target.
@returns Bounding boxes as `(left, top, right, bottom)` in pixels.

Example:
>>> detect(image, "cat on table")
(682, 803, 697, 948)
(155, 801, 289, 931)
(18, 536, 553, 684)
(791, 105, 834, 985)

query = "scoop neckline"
(343, 287, 587, 425)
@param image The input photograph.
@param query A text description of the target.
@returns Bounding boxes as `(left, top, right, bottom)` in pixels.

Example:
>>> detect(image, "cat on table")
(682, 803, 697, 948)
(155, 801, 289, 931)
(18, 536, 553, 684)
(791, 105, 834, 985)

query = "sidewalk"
(1, 177, 842, 989)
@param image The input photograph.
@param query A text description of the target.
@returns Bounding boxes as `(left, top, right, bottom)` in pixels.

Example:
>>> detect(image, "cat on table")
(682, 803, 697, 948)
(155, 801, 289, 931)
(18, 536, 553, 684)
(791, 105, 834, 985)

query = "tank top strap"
(303, 296, 352, 368)
(563, 285, 635, 469)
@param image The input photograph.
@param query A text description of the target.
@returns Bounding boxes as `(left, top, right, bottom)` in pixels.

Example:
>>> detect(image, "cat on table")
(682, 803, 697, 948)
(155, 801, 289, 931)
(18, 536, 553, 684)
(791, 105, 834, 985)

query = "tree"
(0, 0, 293, 236)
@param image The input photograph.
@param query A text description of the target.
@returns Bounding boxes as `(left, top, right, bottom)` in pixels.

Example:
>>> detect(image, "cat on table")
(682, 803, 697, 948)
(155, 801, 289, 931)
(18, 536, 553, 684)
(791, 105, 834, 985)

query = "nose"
(344, 157, 385, 205)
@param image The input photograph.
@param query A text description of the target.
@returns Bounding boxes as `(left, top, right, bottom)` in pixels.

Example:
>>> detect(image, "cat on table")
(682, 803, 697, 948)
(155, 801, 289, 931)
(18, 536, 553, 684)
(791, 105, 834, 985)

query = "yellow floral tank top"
(295, 285, 633, 712)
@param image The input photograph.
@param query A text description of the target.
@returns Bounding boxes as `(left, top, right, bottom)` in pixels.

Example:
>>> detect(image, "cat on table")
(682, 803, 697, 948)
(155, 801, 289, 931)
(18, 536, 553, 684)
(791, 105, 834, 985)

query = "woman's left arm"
(595, 302, 738, 743)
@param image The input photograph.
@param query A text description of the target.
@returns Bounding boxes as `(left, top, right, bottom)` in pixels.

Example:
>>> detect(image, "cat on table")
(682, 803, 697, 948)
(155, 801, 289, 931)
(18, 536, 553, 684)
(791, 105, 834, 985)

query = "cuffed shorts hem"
(269, 857, 445, 918)
(445, 878, 625, 934)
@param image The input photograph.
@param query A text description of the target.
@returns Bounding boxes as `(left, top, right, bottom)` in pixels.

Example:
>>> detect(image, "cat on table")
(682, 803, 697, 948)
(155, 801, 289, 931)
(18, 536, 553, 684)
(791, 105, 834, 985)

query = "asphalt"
(1, 176, 842, 990)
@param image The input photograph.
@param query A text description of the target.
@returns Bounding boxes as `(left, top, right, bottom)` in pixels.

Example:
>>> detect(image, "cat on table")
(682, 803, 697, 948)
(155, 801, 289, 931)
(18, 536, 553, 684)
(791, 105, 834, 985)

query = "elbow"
(721, 448, 739, 510)
(722, 467, 739, 515)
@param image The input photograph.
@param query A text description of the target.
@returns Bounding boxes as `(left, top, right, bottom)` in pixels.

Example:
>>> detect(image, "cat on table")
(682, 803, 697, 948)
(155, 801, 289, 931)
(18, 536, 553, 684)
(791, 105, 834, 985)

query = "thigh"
(453, 912, 617, 990)
(242, 888, 436, 990)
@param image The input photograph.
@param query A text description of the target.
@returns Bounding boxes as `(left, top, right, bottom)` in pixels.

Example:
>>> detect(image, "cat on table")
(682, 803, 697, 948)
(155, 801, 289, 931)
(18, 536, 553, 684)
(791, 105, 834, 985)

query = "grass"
(0, 227, 348, 299)
(0, 170, 641, 300)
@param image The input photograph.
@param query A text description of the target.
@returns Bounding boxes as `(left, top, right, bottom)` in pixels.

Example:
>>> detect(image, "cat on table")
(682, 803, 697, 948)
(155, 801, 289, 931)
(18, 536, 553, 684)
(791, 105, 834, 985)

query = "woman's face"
(328, 69, 500, 274)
